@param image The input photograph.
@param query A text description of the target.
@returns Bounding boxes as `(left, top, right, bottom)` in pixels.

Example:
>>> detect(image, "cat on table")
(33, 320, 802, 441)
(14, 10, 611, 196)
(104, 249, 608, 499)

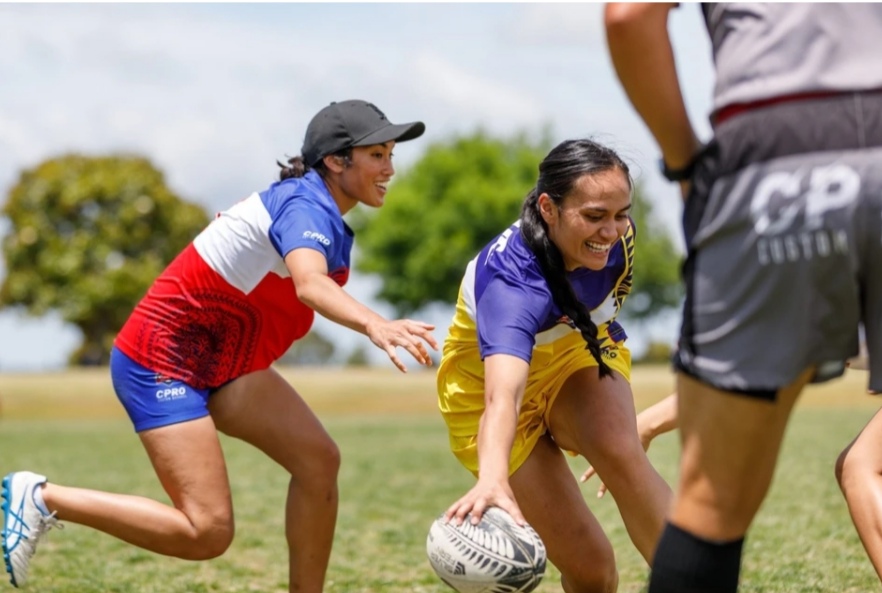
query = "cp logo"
(750, 164, 861, 236)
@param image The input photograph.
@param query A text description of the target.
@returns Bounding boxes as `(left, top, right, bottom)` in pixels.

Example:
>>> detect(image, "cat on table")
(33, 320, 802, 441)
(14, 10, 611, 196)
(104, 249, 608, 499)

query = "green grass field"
(0, 365, 880, 592)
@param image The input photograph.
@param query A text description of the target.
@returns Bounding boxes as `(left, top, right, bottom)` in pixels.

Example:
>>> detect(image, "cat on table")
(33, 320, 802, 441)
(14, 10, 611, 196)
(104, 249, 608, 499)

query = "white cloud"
(505, 3, 606, 48)
(410, 52, 543, 131)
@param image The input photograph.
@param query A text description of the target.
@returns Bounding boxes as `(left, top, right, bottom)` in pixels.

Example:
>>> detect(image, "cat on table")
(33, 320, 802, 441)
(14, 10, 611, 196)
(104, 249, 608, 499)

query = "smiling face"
(323, 142, 395, 213)
(538, 167, 632, 271)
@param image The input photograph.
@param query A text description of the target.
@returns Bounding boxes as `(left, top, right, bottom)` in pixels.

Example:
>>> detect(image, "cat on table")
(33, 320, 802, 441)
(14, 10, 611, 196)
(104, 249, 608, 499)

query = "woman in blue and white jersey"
(437, 138, 674, 591)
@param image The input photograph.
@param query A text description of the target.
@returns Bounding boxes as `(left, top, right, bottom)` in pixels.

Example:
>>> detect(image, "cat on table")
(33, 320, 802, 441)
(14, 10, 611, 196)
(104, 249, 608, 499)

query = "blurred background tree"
(354, 129, 552, 315)
(0, 154, 209, 366)
(354, 130, 682, 322)
(278, 330, 336, 366)
(625, 182, 683, 320)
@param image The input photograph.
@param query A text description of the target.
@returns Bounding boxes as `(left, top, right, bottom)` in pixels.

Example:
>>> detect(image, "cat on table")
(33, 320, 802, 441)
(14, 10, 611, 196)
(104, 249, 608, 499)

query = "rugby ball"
(426, 506, 546, 593)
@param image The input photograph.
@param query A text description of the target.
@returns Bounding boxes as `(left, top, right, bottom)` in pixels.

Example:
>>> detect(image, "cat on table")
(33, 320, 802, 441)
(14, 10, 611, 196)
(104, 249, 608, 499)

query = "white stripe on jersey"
(534, 323, 577, 345)
(193, 193, 290, 295)
(532, 289, 619, 346)
(460, 258, 478, 321)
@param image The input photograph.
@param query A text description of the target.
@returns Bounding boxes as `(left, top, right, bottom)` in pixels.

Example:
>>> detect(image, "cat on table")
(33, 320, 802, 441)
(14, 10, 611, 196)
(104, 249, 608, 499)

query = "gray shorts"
(675, 91, 882, 397)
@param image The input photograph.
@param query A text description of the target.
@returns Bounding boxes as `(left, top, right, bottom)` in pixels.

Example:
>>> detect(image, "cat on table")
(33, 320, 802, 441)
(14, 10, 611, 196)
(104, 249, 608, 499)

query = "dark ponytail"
(276, 148, 353, 182)
(277, 155, 309, 181)
(519, 138, 632, 379)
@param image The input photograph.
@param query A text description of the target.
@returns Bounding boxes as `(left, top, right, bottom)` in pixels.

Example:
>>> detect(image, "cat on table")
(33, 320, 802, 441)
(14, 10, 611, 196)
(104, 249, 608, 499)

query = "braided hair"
(519, 138, 631, 378)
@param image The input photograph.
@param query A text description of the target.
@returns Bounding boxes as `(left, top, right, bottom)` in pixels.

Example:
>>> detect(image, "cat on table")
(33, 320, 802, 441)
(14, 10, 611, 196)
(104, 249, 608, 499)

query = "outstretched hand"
(580, 465, 608, 498)
(443, 478, 526, 527)
(367, 319, 439, 373)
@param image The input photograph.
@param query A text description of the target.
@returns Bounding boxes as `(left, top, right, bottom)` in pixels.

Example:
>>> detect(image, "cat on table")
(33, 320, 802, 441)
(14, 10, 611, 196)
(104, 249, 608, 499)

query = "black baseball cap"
(301, 100, 426, 167)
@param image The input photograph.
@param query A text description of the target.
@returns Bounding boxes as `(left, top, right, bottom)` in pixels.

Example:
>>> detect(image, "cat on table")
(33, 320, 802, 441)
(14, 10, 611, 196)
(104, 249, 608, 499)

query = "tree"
(278, 330, 336, 366)
(354, 130, 552, 315)
(0, 154, 209, 365)
(354, 130, 682, 319)
(344, 345, 371, 367)
(623, 184, 683, 319)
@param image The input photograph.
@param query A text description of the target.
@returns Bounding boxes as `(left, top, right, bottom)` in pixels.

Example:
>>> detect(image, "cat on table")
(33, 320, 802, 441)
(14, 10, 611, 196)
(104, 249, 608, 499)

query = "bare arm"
(285, 247, 437, 372)
(636, 392, 679, 445)
(445, 353, 530, 525)
(604, 3, 702, 173)
(286, 247, 384, 334)
(477, 354, 529, 488)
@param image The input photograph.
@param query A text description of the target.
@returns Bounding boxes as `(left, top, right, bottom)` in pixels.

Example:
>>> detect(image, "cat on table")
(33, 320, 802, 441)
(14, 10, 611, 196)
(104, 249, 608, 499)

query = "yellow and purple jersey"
(444, 218, 635, 362)
(437, 219, 636, 475)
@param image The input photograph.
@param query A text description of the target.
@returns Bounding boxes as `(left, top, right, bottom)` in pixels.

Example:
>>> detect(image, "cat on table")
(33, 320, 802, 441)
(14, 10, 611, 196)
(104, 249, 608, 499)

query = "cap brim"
(353, 121, 426, 147)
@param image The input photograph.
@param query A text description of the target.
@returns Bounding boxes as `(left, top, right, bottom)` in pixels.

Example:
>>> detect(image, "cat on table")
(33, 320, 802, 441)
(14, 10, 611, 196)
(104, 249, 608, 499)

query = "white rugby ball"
(426, 506, 547, 593)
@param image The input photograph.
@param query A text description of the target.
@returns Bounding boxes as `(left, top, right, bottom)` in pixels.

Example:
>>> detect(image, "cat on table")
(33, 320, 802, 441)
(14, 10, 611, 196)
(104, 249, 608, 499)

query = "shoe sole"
(1, 474, 19, 588)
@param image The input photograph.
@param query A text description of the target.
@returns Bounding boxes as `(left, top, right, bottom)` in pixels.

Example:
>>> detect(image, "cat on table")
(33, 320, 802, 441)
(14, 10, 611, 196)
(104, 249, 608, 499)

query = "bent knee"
(558, 542, 618, 593)
(835, 447, 849, 487)
(292, 437, 341, 487)
(587, 435, 649, 483)
(562, 562, 618, 593)
(179, 520, 235, 560)
(836, 443, 882, 491)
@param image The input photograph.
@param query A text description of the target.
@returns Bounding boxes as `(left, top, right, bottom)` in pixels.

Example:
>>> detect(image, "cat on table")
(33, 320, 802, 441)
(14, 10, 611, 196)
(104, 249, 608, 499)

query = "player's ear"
(537, 193, 557, 225)
(322, 154, 346, 174)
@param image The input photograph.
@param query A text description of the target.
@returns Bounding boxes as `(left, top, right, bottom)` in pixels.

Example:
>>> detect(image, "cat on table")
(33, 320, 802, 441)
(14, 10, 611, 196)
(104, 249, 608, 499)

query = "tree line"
(0, 132, 682, 366)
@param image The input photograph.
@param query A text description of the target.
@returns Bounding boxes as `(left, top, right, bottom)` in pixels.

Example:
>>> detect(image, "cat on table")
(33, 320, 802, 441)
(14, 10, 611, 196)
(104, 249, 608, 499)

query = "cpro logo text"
(302, 231, 331, 246)
(156, 387, 187, 401)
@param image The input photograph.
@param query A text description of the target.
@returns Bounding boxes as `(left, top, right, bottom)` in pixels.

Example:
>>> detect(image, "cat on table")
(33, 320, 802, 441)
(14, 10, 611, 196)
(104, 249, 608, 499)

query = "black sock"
(648, 522, 744, 593)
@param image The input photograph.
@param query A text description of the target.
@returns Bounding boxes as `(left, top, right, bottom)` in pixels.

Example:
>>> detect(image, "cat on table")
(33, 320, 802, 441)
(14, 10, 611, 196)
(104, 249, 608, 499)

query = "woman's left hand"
(366, 318, 439, 372)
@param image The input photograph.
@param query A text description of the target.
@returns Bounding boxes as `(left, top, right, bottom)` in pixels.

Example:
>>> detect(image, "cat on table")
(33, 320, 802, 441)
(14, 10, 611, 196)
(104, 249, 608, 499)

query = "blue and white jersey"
(447, 220, 635, 363)
(259, 169, 354, 284)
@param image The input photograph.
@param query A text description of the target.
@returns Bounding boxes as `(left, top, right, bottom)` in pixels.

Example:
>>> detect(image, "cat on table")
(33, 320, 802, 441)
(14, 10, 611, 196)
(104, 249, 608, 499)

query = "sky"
(0, 2, 715, 371)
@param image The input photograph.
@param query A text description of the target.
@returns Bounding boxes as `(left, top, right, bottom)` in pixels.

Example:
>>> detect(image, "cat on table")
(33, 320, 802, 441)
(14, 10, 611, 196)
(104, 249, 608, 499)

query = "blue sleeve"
(476, 267, 553, 363)
(267, 198, 337, 261)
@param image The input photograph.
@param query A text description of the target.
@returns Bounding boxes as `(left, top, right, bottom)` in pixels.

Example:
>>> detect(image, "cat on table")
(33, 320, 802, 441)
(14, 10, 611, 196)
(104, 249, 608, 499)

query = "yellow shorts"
(436, 329, 631, 476)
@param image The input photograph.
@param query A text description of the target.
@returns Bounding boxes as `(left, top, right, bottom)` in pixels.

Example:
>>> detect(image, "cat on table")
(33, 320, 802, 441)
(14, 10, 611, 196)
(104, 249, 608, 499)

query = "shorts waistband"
(714, 89, 882, 127)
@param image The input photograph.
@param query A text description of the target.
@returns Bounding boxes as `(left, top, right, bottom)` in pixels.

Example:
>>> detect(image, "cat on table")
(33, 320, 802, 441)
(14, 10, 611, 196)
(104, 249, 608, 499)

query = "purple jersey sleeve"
(476, 261, 553, 363)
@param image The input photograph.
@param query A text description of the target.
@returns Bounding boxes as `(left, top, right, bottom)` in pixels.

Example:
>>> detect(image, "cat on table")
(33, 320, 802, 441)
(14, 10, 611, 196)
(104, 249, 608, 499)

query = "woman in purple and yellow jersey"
(437, 138, 674, 592)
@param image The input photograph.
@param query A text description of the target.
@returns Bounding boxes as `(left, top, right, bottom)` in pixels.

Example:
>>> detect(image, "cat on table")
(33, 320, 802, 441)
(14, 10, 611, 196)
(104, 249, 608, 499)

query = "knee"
(294, 436, 341, 488)
(589, 433, 647, 480)
(182, 518, 236, 560)
(314, 437, 341, 481)
(835, 447, 850, 488)
(562, 560, 618, 593)
(835, 442, 875, 493)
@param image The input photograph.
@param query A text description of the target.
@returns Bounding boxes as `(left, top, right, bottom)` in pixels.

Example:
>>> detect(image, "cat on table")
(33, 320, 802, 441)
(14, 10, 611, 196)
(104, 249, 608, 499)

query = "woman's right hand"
(365, 318, 439, 373)
(443, 478, 526, 527)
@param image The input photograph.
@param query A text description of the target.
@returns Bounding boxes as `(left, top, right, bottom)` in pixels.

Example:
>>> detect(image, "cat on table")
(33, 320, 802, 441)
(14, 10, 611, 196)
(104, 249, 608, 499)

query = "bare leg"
(208, 368, 340, 593)
(510, 433, 618, 593)
(548, 367, 671, 563)
(41, 416, 235, 559)
(672, 370, 812, 540)
(836, 406, 882, 581)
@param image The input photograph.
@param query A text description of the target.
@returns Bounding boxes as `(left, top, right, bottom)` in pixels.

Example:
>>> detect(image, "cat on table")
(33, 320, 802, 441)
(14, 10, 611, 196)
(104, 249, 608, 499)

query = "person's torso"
(115, 170, 354, 388)
(445, 220, 635, 364)
(704, 3, 882, 114)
